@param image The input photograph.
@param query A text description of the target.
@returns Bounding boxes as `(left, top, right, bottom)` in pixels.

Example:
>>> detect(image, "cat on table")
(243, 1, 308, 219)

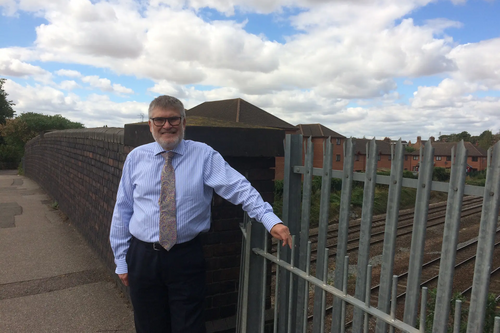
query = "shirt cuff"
(260, 213, 284, 232)
(115, 259, 128, 275)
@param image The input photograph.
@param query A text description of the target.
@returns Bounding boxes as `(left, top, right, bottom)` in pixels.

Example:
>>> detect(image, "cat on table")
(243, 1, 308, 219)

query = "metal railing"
(237, 134, 500, 333)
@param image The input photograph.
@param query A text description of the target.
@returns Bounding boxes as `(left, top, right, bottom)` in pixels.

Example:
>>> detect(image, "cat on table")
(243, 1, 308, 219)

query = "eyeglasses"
(150, 117, 183, 127)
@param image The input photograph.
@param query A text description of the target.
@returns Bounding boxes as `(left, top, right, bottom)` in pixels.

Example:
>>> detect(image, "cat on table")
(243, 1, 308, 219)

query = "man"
(110, 95, 291, 333)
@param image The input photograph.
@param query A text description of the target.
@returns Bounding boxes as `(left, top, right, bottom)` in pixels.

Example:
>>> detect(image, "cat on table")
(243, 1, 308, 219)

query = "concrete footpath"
(0, 170, 135, 332)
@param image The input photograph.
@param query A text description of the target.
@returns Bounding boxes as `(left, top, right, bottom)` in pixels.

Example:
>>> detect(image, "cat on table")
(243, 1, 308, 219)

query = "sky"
(1, 0, 499, 142)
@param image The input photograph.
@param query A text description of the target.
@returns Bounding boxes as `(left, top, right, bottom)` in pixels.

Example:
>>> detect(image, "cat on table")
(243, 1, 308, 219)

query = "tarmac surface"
(0, 170, 135, 332)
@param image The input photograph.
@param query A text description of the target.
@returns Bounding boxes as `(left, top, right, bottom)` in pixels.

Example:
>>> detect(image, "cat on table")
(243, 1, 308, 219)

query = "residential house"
(407, 136, 488, 172)
(295, 123, 346, 171)
(352, 138, 394, 172)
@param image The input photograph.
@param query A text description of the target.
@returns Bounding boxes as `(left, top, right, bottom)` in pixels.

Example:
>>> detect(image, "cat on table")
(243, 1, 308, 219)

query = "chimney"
(430, 136, 435, 143)
(417, 136, 421, 142)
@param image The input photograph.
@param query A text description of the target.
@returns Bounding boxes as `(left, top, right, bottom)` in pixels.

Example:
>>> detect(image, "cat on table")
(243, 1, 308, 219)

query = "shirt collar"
(153, 139, 186, 156)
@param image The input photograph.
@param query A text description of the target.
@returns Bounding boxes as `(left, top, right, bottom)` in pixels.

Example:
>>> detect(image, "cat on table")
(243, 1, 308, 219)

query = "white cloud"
(5, 0, 457, 96)
(2, 0, 499, 141)
(424, 18, 463, 34)
(112, 83, 134, 95)
(0, 57, 52, 82)
(55, 69, 82, 78)
(34, 0, 145, 59)
(149, 80, 189, 99)
(59, 80, 80, 91)
(81, 75, 134, 95)
(5, 79, 77, 114)
(5, 80, 146, 127)
(449, 38, 500, 90)
(0, 0, 17, 16)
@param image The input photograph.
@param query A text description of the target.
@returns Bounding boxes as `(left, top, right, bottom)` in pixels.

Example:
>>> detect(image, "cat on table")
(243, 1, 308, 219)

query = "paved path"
(0, 170, 135, 332)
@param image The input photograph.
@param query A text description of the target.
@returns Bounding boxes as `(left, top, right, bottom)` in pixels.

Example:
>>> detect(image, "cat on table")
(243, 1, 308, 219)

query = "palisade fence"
(236, 134, 500, 333)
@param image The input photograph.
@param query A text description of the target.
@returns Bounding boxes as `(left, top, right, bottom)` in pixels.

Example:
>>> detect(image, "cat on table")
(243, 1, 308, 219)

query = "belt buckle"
(152, 243, 162, 251)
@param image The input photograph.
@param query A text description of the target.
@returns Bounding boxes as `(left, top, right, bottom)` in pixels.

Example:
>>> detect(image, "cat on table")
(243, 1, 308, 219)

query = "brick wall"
(24, 126, 283, 332)
(24, 128, 128, 270)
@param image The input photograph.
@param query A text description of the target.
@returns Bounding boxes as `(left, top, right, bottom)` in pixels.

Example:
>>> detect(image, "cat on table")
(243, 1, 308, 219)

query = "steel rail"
(307, 232, 500, 328)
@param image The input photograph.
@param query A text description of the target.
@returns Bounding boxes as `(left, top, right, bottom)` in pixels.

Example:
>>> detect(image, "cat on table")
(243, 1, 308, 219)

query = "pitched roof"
(186, 98, 297, 130)
(354, 138, 393, 155)
(296, 124, 345, 138)
(410, 141, 488, 157)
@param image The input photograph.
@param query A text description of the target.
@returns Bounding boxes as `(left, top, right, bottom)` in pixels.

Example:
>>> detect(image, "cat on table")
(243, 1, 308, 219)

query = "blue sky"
(1, 0, 499, 141)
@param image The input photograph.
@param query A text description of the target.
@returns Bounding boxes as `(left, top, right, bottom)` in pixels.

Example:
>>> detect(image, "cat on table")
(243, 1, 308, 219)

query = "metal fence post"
(279, 134, 303, 333)
(245, 219, 268, 333)
(403, 140, 434, 325)
(331, 138, 355, 333)
(432, 142, 468, 333)
(375, 140, 405, 333)
(466, 142, 500, 333)
(295, 137, 314, 330)
(237, 216, 252, 333)
(312, 138, 334, 332)
(352, 139, 378, 332)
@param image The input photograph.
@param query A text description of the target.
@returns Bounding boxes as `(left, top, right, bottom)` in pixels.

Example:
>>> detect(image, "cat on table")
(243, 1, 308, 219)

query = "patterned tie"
(159, 151, 177, 250)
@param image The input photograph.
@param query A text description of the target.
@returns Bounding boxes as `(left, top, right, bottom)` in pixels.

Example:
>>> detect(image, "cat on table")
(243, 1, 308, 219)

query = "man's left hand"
(270, 223, 292, 249)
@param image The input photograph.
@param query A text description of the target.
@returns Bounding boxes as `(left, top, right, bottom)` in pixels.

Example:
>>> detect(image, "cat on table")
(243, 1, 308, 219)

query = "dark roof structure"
(296, 124, 345, 138)
(354, 138, 393, 155)
(186, 98, 297, 131)
(410, 141, 488, 157)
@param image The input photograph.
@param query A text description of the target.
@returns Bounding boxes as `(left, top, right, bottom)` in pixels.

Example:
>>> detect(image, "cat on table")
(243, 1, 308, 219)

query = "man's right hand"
(118, 273, 129, 286)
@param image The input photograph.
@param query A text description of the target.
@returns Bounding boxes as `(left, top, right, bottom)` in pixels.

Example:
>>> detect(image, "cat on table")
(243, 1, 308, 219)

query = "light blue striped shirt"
(110, 139, 282, 274)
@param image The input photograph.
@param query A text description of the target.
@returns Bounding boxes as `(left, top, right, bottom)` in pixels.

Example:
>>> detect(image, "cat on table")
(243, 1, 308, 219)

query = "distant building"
(352, 138, 393, 172)
(407, 136, 487, 172)
(187, 98, 488, 178)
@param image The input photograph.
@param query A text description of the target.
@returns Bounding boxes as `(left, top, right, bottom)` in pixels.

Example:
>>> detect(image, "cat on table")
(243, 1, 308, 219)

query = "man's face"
(149, 107, 186, 150)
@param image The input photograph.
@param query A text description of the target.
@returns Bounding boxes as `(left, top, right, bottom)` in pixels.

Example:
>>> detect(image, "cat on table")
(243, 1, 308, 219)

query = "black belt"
(133, 235, 200, 251)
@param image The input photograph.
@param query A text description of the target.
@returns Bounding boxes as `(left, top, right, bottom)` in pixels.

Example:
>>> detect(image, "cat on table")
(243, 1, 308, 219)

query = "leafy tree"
(405, 146, 416, 153)
(0, 78, 15, 125)
(440, 130, 498, 150)
(456, 131, 471, 142)
(477, 130, 494, 150)
(439, 131, 471, 143)
(0, 113, 84, 166)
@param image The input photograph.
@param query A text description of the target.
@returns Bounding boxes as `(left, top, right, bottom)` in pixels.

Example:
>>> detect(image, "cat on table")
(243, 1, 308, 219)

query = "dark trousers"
(126, 236, 206, 333)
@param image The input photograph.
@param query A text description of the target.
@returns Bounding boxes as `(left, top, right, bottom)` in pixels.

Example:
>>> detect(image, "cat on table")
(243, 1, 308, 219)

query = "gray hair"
(148, 95, 186, 118)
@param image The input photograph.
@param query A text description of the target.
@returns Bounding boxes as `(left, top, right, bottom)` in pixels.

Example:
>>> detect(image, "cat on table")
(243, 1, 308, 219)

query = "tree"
(405, 146, 416, 153)
(0, 112, 84, 166)
(0, 78, 15, 125)
(477, 130, 494, 150)
(440, 130, 497, 150)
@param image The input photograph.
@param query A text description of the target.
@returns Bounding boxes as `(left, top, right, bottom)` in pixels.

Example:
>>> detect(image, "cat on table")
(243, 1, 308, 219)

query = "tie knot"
(162, 151, 175, 162)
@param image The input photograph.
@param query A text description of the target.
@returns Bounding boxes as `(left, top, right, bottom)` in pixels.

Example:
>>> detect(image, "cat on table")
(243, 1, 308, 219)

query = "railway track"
(271, 196, 483, 264)
(296, 206, 500, 331)
(339, 232, 500, 330)
(267, 196, 500, 331)
(302, 235, 500, 331)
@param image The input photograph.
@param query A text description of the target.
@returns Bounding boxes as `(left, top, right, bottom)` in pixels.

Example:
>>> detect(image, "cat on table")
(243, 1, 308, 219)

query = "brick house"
(293, 124, 346, 172)
(352, 138, 394, 172)
(407, 136, 488, 172)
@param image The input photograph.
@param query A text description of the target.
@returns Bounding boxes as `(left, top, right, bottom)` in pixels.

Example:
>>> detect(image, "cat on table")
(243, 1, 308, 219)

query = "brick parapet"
(24, 128, 130, 277)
